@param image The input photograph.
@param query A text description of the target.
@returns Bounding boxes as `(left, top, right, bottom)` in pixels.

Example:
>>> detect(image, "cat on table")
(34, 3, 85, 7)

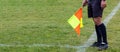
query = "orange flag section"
(75, 7, 83, 28)
(75, 24, 80, 35)
(75, 8, 82, 20)
(68, 7, 83, 36)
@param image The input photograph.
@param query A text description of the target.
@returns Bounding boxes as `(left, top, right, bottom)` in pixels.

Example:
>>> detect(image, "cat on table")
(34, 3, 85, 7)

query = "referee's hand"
(82, 0, 88, 7)
(101, 0, 107, 9)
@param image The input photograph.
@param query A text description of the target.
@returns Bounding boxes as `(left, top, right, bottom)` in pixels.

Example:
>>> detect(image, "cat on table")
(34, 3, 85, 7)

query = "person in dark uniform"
(82, 0, 108, 51)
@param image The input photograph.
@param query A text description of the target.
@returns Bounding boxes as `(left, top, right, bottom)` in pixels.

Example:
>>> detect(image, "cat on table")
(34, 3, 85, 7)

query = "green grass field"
(0, 0, 120, 52)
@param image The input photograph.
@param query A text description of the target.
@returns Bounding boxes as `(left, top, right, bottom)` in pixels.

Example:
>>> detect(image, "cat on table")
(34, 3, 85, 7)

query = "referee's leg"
(92, 0, 108, 45)
(93, 17, 108, 50)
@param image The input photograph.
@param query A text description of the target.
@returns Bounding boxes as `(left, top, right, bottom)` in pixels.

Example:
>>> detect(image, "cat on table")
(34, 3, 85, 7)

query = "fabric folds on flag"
(67, 7, 83, 36)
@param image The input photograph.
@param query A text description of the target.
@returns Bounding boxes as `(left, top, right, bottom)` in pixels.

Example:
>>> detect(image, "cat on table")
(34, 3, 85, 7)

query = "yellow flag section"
(67, 7, 83, 36)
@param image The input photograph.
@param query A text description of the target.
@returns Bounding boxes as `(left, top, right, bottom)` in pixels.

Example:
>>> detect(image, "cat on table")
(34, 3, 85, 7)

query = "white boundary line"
(0, 44, 79, 48)
(0, 44, 86, 48)
(76, 2, 120, 52)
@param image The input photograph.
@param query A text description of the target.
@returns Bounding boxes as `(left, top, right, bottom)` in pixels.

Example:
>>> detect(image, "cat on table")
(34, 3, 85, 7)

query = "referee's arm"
(102, 0, 106, 1)
(82, 0, 88, 7)
(101, 0, 107, 9)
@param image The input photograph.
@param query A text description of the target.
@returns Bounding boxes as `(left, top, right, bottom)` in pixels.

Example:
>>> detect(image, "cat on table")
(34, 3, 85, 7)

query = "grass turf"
(0, 0, 120, 52)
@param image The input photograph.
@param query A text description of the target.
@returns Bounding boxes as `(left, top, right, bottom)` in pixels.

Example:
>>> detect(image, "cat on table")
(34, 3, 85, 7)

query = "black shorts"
(88, 0, 103, 18)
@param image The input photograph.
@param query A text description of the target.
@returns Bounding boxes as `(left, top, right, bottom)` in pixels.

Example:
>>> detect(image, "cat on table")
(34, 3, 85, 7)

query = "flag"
(67, 7, 83, 36)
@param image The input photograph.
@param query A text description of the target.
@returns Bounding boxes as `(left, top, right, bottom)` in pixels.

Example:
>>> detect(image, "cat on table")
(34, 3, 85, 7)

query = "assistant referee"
(82, 0, 108, 51)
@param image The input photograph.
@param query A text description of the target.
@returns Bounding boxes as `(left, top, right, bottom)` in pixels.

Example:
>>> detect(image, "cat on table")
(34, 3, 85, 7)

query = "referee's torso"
(88, 0, 101, 3)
